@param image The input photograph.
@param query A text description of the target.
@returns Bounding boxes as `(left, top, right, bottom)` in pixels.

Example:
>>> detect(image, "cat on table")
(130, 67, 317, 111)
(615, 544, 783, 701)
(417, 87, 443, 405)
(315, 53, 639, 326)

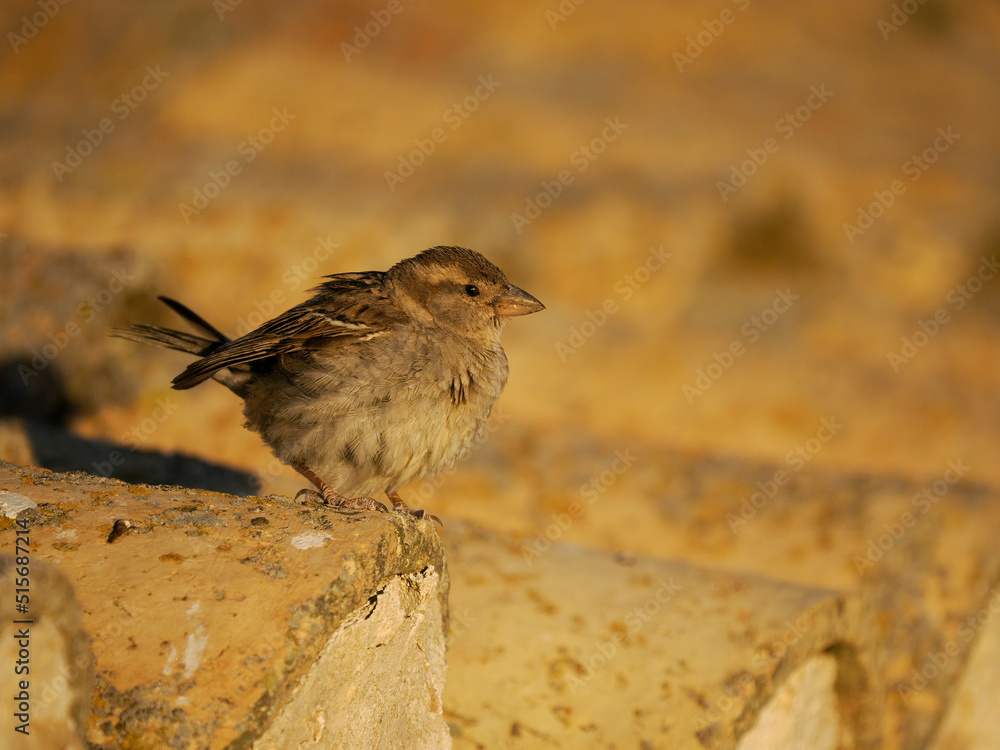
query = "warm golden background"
(3, 2, 1000, 747)
(2, 1, 999, 550)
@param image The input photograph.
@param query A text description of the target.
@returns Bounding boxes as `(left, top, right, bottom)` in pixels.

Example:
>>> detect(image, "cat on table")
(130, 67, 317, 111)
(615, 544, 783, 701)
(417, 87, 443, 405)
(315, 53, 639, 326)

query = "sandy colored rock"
(0, 419, 34, 467)
(926, 587, 1000, 750)
(443, 522, 871, 750)
(0, 556, 93, 750)
(257, 571, 449, 750)
(0, 236, 157, 421)
(0, 460, 449, 749)
(735, 656, 840, 750)
(435, 429, 1000, 750)
(0, 417, 258, 496)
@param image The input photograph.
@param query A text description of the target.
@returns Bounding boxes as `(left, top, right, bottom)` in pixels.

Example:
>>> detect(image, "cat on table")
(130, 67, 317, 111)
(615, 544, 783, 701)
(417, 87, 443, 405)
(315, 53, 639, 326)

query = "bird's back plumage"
(113, 246, 542, 502)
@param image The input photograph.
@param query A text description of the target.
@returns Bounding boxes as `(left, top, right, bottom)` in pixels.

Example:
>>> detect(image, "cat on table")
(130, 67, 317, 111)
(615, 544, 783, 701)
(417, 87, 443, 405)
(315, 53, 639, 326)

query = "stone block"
(0, 460, 450, 748)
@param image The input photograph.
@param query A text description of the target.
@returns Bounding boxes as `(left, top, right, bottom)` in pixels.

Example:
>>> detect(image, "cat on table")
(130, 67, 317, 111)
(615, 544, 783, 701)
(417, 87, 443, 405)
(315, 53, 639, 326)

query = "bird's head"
(386, 246, 544, 343)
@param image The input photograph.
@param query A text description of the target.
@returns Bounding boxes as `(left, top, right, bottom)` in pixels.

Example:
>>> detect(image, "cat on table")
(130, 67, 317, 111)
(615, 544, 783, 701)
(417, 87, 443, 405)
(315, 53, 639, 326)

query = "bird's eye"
(464, 284, 480, 297)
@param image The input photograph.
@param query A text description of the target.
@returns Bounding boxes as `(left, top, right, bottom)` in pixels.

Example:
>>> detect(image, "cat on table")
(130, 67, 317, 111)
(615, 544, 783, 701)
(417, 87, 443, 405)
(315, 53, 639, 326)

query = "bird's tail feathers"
(155, 296, 230, 343)
(112, 297, 229, 359)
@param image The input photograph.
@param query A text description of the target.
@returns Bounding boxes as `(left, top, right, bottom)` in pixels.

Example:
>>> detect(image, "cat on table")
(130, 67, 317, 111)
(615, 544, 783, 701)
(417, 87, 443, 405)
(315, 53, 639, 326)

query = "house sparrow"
(114, 246, 544, 517)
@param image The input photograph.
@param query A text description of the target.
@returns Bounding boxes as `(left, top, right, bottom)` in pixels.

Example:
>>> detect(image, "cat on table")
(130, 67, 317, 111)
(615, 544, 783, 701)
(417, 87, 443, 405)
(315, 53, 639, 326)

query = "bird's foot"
(337, 494, 388, 512)
(388, 492, 442, 526)
(295, 486, 387, 513)
(294, 487, 323, 504)
(292, 463, 387, 513)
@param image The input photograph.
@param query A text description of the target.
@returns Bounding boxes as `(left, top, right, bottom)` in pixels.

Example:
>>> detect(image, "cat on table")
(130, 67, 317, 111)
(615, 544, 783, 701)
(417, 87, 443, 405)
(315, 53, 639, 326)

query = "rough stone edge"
(0, 556, 94, 749)
(0, 461, 450, 749)
(225, 513, 449, 749)
(255, 568, 451, 749)
(685, 591, 872, 750)
(736, 655, 840, 750)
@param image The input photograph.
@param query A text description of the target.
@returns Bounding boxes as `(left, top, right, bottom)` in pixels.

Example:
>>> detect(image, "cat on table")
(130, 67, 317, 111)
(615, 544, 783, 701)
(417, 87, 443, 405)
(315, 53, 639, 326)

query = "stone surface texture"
(437, 428, 1000, 750)
(0, 461, 449, 749)
(0, 556, 92, 750)
(443, 524, 866, 749)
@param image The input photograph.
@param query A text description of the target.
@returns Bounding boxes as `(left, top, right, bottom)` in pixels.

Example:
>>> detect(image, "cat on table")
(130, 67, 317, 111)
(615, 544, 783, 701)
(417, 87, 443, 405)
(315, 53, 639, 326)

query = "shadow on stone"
(22, 420, 260, 496)
(0, 355, 258, 495)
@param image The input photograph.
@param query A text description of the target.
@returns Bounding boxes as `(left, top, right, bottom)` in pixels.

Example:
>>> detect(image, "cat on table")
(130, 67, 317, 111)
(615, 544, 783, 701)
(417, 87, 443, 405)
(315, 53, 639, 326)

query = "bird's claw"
(295, 487, 387, 513)
(334, 494, 388, 512)
(390, 497, 442, 526)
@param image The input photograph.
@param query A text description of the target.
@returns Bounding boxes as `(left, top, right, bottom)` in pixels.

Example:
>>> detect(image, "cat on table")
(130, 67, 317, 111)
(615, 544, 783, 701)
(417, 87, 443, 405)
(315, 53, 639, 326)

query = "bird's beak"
(493, 284, 545, 317)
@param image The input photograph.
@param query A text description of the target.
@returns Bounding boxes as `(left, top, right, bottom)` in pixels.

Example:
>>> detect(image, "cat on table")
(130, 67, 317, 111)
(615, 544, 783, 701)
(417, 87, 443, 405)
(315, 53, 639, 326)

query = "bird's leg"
(293, 463, 387, 512)
(387, 490, 442, 526)
(387, 490, 419, 515)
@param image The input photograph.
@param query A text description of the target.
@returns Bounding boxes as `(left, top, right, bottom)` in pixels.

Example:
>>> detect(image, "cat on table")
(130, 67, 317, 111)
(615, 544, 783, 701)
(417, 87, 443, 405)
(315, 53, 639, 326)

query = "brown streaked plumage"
(114, 246, 544, 516)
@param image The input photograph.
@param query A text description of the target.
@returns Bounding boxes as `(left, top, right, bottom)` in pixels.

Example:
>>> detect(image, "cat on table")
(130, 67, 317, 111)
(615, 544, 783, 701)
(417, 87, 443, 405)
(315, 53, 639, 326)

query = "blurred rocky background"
(2, 0, 999, 747)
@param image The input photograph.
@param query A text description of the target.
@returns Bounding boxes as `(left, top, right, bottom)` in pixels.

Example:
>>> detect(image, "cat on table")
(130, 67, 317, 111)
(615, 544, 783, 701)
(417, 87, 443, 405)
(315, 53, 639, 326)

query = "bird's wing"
(171, 271, 400, 389)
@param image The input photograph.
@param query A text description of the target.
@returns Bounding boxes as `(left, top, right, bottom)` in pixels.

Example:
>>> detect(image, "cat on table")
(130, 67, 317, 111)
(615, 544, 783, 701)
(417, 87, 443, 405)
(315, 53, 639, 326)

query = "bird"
(113, 246, 544, 518)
